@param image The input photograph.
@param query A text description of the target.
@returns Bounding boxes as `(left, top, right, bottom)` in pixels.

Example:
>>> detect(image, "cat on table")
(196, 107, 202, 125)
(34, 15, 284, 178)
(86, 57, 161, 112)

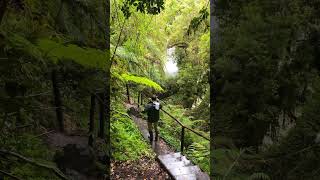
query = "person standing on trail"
(143, 95, 162, 142)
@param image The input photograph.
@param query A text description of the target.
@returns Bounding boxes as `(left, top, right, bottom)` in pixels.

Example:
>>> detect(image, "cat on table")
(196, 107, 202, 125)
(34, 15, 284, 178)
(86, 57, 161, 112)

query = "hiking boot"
(155, 134, 159, 141)
(149, 131, 153, 142)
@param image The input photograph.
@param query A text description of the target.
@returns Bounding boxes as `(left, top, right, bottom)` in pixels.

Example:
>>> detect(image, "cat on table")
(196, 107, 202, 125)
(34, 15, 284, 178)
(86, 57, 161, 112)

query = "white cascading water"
(164, 47, 178, 76)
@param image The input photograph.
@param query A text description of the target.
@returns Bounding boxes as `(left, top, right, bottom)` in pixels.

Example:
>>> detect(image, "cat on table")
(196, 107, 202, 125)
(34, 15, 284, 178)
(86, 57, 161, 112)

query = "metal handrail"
(160, 108, 209, 153)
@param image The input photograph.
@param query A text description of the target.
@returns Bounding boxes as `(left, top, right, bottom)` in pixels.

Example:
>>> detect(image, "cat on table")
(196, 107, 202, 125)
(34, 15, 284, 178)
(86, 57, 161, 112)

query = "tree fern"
(121, 73, 164, 92)
(37, 39, 110, 69)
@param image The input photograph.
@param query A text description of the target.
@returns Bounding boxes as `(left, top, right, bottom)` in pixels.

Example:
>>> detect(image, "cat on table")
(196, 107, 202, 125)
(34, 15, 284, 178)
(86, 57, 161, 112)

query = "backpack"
(153, 101, 160, 110)
(145, 101, 160, 122)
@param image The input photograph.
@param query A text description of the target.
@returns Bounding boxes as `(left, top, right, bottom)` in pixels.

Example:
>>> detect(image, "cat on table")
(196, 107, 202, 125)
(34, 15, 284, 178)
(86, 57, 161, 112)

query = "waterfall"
(164, 47, 178, 76)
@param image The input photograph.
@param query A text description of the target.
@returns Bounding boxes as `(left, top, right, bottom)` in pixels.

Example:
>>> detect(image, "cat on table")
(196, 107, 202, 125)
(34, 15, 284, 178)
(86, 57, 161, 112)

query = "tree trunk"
(210, 0, 218, 178)
(104, 0, 110, 178)
(51, 70, 64, 132)
(104, 1, 111, 177)
(88, 94, 96, 146)
(0, 0, 8, 25)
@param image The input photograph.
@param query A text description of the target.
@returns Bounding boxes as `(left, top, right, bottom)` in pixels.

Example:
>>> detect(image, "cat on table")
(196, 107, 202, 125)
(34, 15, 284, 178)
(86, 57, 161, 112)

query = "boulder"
(54, 144, 106, 178)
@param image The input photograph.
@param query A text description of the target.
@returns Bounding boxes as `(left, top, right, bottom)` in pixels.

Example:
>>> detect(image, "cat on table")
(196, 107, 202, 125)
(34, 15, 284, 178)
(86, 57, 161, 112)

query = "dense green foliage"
(0, 132, 59, 180)
(111, 102, 153, 160)
(212, 0, 320, 179)
(112, 0, 211, 175)
(2, 0, 318, 179)
(1, 0, 111, 178)
(159, 105, 209, 172)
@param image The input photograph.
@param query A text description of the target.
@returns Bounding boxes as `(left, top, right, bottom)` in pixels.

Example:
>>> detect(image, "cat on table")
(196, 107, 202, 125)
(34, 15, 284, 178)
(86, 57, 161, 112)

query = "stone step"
(141, 129, 149, 140)
(159, 155, 191, 165)
(168, 166, 200, 177)
(166, 161, 192, 170)
(196, 172, 210, 180)
(186, 166, 210, 180)
(180, 156, 190, 164)
(175, 174, 197, 180)
(158, 152, 210, 180)
(168, 166, 198, 176)
(159, 157, 180, 164)
(160, 152, 182, 159)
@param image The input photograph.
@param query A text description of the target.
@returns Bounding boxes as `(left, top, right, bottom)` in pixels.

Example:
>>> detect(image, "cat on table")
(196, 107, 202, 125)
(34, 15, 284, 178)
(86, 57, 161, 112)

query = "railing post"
(126, 83, 130, 103)
(88, 94, 96, 146)
(98, 93, 105, 138)
(51, 69, 64, 132)
(180, 126, 185, 153)
(140, 93, 143, 105)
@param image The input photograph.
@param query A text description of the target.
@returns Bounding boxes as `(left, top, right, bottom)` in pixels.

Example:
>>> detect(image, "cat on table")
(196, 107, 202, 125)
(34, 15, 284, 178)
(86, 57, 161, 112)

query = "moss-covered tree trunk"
(210, 0, 218, 178)
(104, 0, 111, 177)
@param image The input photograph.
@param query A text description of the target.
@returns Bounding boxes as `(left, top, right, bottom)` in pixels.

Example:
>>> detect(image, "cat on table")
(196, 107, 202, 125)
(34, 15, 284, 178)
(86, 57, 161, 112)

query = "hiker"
(143, 95, 162, 142)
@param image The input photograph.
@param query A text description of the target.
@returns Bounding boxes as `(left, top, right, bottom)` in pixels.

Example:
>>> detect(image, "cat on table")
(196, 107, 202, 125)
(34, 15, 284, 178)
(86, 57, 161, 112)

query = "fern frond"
(37, 39, 110, 69)
(121, 73, 164, 92)
(249, 172, 271, 180)
(2, 32, 43, 61)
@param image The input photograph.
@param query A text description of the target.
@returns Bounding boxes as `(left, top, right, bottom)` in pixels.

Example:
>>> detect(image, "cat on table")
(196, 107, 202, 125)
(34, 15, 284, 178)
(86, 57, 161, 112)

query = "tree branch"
(0, 169, 22, 180)
(0, 149, 69, 180)
(110, 18, 126, 64)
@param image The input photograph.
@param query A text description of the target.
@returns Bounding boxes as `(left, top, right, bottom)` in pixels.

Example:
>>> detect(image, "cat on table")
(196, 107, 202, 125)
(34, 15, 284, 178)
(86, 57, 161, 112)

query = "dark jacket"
(143, 101, 162, 123)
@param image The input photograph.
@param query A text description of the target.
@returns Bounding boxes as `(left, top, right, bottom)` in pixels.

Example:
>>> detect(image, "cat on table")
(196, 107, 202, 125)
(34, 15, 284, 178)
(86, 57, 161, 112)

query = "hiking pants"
(147, 121, 158, 139)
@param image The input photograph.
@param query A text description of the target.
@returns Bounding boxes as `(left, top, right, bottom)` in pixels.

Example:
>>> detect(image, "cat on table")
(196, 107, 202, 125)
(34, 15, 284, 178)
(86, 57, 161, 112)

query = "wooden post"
(126, 84, 130, 103)
(140, 93, 143, 105)
(88, 94, 96, 146)
(180, 127, 185, 153)
(137, 92, 140, 107)
(51, 70, 64, 132)
(98, 93, 105, 138)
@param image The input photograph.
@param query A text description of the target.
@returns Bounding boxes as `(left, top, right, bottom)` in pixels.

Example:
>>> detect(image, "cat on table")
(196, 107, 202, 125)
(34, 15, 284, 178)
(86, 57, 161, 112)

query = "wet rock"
(54, 144, 106, 179)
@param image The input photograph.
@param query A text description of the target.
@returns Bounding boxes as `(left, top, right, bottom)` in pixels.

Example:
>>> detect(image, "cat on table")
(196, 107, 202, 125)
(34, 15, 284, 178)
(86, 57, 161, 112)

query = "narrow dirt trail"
(126, 103, 210, 180)
(126, 103, 175, 156)
(110, 103, 172, 179)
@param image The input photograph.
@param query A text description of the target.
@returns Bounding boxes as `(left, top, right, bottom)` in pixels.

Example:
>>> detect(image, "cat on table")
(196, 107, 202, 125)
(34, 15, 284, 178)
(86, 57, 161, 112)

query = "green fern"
(248, 172, 271, 180)
(2, 31, 43, 61)
(186, 142, 210, 173)
(37, 39, 110, 69)
(121, 73, 164, 92)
